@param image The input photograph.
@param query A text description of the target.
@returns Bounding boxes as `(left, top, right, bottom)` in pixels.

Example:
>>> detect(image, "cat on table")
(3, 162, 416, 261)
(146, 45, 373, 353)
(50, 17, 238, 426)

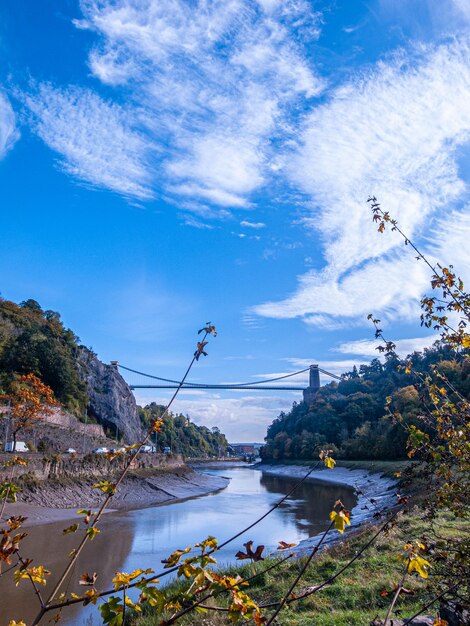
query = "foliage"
(261, 344, 468, 461)
(0, 298, 88, 415)
(134, 509, 464, 626)
(0, 373, 57, 449)
(138, 403, 228, 458)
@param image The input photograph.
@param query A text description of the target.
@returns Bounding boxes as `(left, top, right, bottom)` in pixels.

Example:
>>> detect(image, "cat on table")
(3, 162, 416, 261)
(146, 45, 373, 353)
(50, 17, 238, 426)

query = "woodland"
(261, 344, 469, 461)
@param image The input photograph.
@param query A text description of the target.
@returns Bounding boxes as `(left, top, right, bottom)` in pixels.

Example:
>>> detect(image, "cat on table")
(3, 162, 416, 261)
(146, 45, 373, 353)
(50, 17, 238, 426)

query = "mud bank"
(4, 468, 230, 527)
(256, 463, 397, 551)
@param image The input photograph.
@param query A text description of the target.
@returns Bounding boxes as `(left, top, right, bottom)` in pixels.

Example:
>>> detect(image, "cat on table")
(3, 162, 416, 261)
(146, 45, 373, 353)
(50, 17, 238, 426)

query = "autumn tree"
(1, 373, 57, 451)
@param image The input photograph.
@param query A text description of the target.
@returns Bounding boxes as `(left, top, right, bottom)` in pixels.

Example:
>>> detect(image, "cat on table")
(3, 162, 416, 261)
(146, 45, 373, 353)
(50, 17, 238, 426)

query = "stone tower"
(303, 365, 320, 404)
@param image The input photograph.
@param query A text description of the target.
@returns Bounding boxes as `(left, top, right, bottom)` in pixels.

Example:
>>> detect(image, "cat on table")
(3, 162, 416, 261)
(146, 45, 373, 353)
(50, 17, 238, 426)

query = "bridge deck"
(129, 385, 305, 390)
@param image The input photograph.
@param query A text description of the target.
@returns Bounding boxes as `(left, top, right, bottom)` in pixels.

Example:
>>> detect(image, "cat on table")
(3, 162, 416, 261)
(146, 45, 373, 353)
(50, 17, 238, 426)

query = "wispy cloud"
(335, 336, 440, 359)
(254, 39, 470, 327)
(23, 0, 323, 207)
(23, 84, 153, 199)
(240, 220, 266, 229)
(0, 92, 20, 159)
(162, 392, 298, 441)
(134, 387, 299, 441)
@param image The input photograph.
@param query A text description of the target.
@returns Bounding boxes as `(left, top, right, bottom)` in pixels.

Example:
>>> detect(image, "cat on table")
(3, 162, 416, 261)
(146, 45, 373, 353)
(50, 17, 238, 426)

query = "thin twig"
(265, 520, 335, 626)
(402, 582, 460, 624)
(383, 559, 409, 626)
(17, 552, 45, 608)
(44, 461, 324, 613)
(0, 463, 15, 520)
(31, 331, 210, 625)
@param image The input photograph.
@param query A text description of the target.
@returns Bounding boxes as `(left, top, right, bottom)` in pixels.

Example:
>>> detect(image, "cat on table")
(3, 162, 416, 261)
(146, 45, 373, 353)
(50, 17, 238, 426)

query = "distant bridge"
(113, 363, 343, 403)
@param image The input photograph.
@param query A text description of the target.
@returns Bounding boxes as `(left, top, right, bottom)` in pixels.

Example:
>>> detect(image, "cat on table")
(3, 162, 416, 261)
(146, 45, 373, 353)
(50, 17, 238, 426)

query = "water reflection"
(259, 473, 357, 535)
(0, 467, 356, 626)
(1, 515, 134, 625)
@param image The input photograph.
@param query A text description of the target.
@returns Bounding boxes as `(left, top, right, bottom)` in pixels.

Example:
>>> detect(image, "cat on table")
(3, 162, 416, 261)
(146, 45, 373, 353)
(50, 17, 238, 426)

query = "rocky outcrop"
(78, 348, 144, 443)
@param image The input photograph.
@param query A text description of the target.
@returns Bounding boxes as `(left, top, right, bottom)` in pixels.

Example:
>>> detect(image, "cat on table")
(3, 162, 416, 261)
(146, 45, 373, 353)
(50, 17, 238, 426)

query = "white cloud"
(163, 392, 298, 442)
(254, 40, 470, 327)
(453, 0, 470, 20)
(23, 84, 153, 199)
(256, 251, 428, 321)
(133, 387, 299, 441)
(429, 208, 470, 280)
(0, 93, 19, 159)
(283, 358, 364, 377)
(336, 336, 440, 359)
(181, 215, 215, 230)
(240, 220, 266, 229)
(25, 0, 322, 208)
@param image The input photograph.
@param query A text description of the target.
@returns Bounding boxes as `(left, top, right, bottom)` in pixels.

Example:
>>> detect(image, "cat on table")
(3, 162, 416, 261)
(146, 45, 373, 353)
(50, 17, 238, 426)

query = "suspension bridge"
(113, 363, 343, 404)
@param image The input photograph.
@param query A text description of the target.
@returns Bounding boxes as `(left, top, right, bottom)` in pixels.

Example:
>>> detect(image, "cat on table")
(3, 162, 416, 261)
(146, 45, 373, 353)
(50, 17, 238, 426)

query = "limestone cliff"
(78, 347, 144, 443)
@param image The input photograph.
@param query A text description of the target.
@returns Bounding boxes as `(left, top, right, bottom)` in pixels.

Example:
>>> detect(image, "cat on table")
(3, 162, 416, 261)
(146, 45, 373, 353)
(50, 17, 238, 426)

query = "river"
(1, 465, 357, 625)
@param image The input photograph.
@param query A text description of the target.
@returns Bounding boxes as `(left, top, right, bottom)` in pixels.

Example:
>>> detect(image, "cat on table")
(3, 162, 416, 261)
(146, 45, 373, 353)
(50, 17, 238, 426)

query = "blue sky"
(1, 0, 470, 441)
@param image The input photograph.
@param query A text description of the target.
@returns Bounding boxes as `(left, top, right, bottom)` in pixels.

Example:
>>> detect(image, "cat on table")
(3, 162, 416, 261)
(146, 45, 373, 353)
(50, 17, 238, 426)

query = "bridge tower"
(303, 365, 320, 404)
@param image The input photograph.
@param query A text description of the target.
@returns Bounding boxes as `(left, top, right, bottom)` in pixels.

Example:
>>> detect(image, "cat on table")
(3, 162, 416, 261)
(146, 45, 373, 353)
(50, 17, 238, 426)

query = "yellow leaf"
(329, 509, 351, 534)
(324, 456, 336, 470)
(84, 589, 100, 605)
(124, 595, 142, 611)
(14, 565, 51, 586)
(63, 523, 79, 535)
(86, 527, 101, 541)
(407, 554, 431, 579)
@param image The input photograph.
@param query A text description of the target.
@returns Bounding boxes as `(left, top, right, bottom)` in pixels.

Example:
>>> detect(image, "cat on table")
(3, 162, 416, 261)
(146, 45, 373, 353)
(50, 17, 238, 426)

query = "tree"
(1, 373, 57, 451)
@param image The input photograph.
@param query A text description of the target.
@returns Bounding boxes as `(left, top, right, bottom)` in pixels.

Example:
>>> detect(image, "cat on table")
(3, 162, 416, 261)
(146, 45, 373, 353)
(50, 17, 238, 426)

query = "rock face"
(78, 348, 144, 443)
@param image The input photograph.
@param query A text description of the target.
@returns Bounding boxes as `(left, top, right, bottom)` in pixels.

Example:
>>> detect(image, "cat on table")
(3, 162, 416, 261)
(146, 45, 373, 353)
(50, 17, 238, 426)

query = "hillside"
(0, 297, 227, 456)
(261, 344, 470, 461)
(139, 402, 228, 457)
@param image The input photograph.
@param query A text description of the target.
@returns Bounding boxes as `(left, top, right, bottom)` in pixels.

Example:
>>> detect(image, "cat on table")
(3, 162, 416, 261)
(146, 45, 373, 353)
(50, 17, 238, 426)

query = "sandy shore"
(4, 468, 230, 527)
(256, 463, 397, 551)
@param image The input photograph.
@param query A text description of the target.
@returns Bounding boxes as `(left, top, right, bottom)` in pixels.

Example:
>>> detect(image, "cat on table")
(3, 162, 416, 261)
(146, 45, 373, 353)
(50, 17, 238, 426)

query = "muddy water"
(0, 466, 356, 626)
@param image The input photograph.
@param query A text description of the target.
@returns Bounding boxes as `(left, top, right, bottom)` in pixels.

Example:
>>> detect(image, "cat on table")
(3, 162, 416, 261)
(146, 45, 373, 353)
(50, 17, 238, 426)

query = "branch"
(17, 552, 45, 608)
(44, 461, 324, 613)
(402, 582, 460, 625)
(31, 331, 211, 625)
(383, 559, 409, 626)
(265, 520, 335, 625)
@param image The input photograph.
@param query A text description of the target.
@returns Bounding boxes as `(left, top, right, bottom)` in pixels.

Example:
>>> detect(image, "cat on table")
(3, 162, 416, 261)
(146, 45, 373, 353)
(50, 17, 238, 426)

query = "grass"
(335, 459, 414, 478)
(257, 458, 412, 478)
(130, 508, 468, 626)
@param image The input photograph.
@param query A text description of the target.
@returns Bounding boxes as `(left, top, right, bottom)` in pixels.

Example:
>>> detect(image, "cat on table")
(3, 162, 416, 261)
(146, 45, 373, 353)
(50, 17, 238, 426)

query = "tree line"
(261, 343, 469, 461)
(139, 402, 228, 457)
(0, 297, 228, 458)
(0, 297, 88, 415)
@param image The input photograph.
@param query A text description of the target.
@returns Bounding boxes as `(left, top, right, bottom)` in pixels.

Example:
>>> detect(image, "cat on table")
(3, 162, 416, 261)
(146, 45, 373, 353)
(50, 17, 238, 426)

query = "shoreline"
(4, 468, 230, 527)
(255, 462, 398, 551)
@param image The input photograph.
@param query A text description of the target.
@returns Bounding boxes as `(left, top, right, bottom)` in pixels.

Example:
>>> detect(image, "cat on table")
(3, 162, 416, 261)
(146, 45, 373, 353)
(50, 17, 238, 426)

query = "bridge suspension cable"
(118, 364, 312, 387)
(118, 363, 343, 388)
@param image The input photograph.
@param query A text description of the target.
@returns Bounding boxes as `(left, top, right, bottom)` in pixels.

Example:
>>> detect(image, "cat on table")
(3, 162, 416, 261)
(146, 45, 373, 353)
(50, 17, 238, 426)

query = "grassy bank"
(335, 459, 412, 477)
(257, 458, 412, 477)
(130, 508, 468, 626)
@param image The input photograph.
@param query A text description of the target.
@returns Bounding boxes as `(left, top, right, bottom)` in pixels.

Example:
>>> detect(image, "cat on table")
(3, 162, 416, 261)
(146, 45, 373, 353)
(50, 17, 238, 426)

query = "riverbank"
(256, 462, 398, 551)
(4, 467, 230, 527)
(132, 463, 468, 626)
(133, 508, 468, 626)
